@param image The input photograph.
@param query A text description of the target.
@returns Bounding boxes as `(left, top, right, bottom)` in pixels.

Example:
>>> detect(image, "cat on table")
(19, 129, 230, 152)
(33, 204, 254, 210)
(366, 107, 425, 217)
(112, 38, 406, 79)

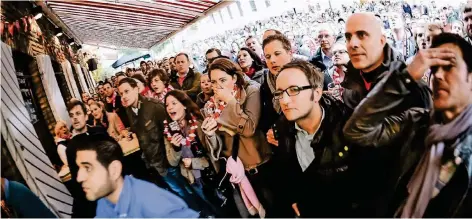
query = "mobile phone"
(271, 123, 279, 140)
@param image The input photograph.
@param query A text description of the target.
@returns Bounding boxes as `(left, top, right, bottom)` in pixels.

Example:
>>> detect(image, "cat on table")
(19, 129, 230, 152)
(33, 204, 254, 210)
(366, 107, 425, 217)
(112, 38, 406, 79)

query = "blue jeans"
(162, 167, 200, 211)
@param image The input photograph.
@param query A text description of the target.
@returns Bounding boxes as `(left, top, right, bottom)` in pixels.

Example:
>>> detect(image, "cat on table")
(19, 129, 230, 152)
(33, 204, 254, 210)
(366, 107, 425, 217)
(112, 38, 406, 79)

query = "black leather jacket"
(126, 95, 169, 176)
(341, 43, 405, 110)
(274, 94, 355, 217)
(340, 45, 432, 217)
(343, 63, 472, 217)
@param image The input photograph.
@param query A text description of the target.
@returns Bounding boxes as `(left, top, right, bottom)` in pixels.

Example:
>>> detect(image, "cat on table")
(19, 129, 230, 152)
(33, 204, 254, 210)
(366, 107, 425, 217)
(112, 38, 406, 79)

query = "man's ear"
(108, 160, 122, 181)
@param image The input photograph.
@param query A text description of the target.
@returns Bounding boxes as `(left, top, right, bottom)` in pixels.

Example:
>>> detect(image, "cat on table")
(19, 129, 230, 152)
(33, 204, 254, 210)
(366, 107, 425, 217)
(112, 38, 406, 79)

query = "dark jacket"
(170, 68, 201, 101)
(126, 95, 169, 176)
(259, 72, 281, 135)
(309, 47, 328, 71)
(105, 93, 130, 128)
(341, 43, 405, 110)
(340, 45, 432, 217)
(275, 94, 355, 217)
(308, 49, 334, 90)
(343, 63, 472, 217)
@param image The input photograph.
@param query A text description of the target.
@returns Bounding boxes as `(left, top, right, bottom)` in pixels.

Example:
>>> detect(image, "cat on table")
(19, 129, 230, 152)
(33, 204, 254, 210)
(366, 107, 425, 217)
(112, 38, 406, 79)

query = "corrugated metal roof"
(46, 0, 221, 49)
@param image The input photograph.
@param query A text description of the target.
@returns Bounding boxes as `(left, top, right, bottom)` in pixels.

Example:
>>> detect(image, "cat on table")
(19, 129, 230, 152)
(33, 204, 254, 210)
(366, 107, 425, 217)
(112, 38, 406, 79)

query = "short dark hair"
(75, 134, 124, 176)
(279, 59, 324, 89)
(103, 81, 112, 87)
(245, 35, 257, 43)
(338, 18, 345, 23)
(430, 33, 472, 73)
(117, 77, 138, 88)
(206, 48, 222, 56)
(263, 34, 292, 52)
(464, 5, 472, 13)
(131, 74, 146, 84)
(148, 69, 170, 87)
(97, 81, 104, 85)
(140, 61, 146, 66)
(67, 99, 87, 114)
(175, 53, 189, 61)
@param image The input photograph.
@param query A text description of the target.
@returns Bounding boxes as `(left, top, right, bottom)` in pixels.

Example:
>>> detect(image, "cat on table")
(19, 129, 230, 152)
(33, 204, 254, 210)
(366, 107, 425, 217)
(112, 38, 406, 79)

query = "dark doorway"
(12, 51, 62, 168)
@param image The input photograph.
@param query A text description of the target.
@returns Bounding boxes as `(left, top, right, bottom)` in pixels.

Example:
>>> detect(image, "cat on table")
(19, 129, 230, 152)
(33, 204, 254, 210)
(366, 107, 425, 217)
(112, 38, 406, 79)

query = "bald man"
(341, 13, 432, 217)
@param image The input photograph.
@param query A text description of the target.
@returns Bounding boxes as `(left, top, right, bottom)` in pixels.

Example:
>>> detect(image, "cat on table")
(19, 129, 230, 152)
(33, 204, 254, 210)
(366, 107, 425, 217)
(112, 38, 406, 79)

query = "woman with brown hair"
(237, 47, 266, 84)
(148, 68, 174, 103)
(88, 101, 127, 141)
(201, 57, 273, 217)
(163, 90, 218, 215)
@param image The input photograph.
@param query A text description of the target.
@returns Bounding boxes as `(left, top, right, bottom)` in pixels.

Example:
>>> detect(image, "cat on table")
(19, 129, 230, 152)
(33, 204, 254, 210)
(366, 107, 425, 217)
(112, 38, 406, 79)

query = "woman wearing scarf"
(201, 58, 272, 217)
(163, 90, 218, 215)
(237, 47, 266, 84)
(88, 101, 127, 141)
(148, 68, 174, 103)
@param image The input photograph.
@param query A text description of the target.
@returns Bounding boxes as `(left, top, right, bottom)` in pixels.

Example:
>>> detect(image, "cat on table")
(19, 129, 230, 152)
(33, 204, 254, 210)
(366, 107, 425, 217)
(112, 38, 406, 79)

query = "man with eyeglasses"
(463, 4, 472, 44)
(202, 48, 221, 74)
(309, 24, 335, 72)
(272, 59, 355, 217)
(328, 42, 350, 83)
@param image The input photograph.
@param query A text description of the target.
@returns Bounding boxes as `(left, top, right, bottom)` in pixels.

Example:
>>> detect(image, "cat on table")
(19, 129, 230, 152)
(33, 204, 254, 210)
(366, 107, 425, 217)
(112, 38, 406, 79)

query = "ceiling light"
(54, 27, 63, 37)
(32, 6, 43, 20)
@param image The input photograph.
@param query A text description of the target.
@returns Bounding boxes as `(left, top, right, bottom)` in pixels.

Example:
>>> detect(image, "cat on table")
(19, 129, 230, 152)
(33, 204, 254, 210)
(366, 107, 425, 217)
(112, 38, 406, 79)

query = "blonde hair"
(54, 120, 68, 137)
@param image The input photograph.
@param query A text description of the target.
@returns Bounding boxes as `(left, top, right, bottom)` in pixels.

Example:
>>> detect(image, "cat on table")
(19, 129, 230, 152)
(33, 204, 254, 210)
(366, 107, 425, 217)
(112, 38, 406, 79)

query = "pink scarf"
(226, 157, 265, 218)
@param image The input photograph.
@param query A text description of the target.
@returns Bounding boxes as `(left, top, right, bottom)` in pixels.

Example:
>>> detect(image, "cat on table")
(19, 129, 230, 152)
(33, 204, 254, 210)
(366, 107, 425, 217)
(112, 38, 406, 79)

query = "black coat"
(341, 44, 432, 217)
(169, 68, 201, 101)
(274, 95, 355, 217)
(258, 72, 281, 136)
(126, 95, 169, 176)
(343, 63, 471, 217)
(308, 48, 334, 90)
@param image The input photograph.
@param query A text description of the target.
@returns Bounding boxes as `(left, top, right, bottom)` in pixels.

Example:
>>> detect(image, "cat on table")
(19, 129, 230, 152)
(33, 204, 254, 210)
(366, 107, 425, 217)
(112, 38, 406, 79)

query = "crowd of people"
(3, 0, 471, 218)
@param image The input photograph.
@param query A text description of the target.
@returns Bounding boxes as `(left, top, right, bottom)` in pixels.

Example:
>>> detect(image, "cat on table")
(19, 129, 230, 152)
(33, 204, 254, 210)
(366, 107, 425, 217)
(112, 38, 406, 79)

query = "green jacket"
(170, 68, 201, 101)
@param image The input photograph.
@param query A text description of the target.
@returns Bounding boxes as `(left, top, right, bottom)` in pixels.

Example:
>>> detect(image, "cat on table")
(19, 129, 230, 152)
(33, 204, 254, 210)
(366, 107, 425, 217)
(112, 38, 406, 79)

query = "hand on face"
(213, 86, 235, 103)
(407, 48, 455, 80)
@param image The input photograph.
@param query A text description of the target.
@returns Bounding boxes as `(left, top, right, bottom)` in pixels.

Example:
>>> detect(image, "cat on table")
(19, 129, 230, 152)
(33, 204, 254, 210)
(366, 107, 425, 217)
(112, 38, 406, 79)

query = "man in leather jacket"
(343, 33, 472, 218)
(273, 60, 355, 217)
(117, 78, 200, 212)
(341, 13, 432, 217)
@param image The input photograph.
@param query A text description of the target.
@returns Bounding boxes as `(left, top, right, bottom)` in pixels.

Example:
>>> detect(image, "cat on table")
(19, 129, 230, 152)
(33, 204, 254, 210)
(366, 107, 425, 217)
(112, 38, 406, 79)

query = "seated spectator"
(75, 134, 198, 218)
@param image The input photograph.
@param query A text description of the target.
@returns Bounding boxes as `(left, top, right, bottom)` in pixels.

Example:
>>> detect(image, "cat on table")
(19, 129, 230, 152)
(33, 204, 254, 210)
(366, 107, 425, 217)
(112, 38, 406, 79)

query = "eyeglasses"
(333, 50, 348, 56)
(273, 85, 313, 100)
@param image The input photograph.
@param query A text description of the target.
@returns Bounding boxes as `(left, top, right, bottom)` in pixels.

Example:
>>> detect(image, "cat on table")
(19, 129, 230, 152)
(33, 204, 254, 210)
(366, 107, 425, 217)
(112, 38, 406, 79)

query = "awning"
(45, 0, 222, 49)
(111, 53, 151, 69)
